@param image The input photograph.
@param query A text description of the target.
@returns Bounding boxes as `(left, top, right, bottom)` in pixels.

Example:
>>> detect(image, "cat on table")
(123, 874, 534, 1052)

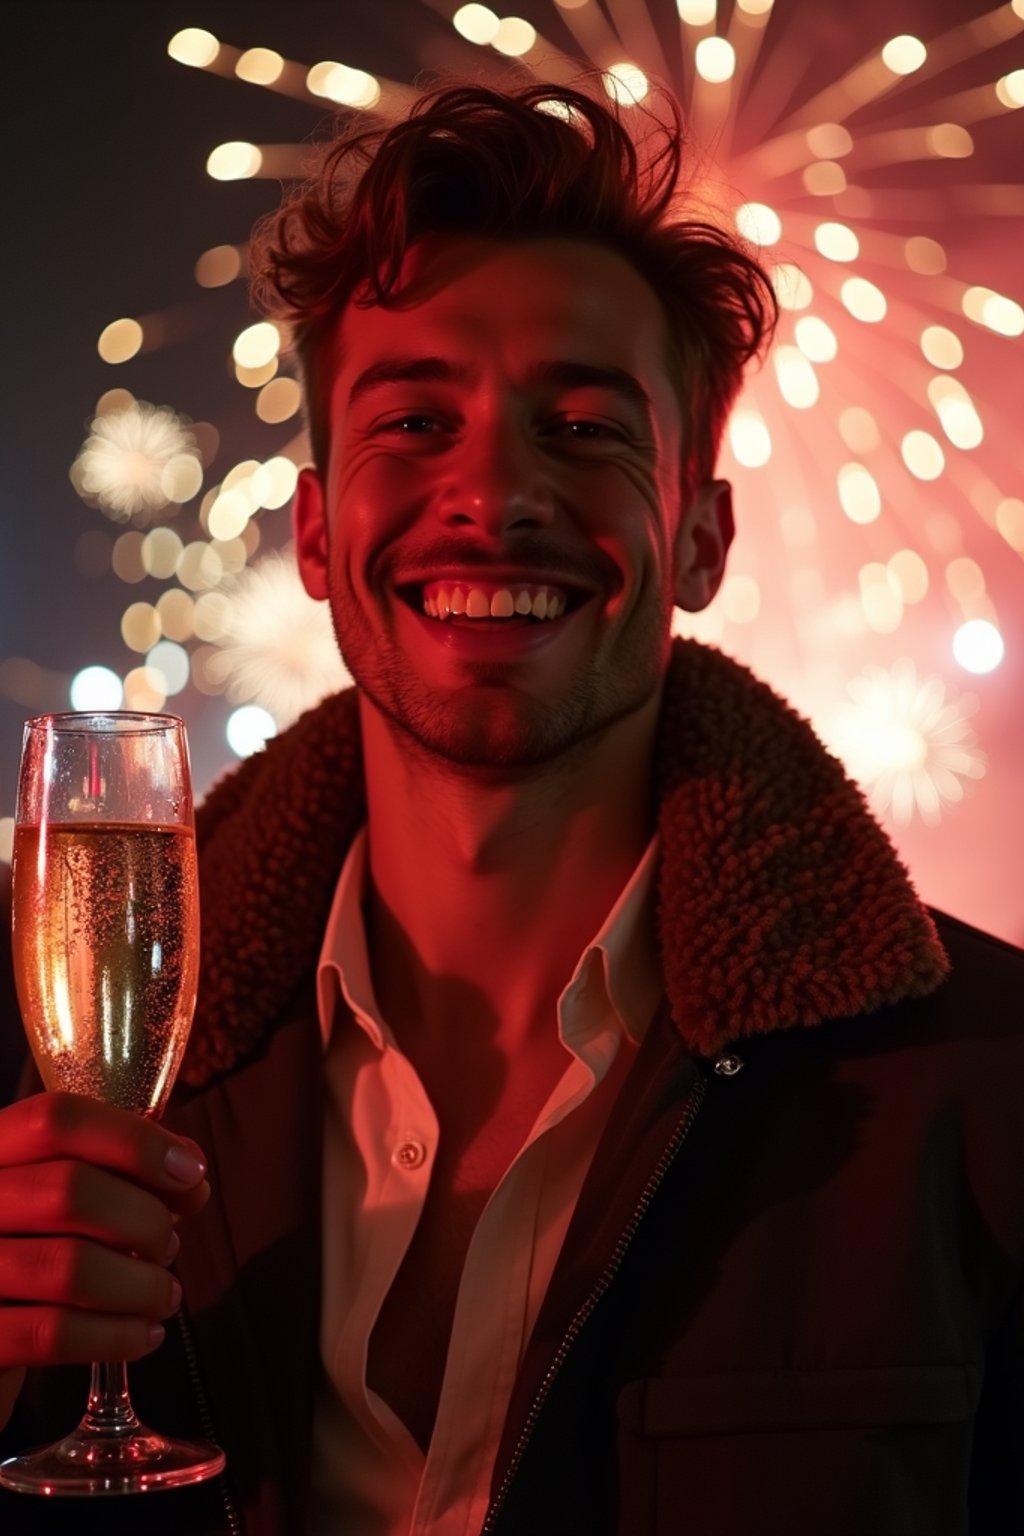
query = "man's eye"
(379, 414, 443, 434)
(550, 418, 625, 441)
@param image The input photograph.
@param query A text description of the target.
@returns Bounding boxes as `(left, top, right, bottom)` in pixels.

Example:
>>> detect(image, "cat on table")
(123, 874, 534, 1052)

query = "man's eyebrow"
(347, 356, 470, 406)
(346, 356, 655, 429)
(528, 361, 654, 430)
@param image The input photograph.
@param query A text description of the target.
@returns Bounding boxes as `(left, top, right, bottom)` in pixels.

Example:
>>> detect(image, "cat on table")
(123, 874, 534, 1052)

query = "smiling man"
(294, 233, 722, 773)
(2, 78, 1024, 1536)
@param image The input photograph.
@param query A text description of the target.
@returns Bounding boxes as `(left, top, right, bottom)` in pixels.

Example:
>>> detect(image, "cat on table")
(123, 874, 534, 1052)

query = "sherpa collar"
(180, 638, 948, 1088)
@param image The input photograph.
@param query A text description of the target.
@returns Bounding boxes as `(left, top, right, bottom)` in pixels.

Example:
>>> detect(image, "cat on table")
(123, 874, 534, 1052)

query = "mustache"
(380, 537, 616, 589)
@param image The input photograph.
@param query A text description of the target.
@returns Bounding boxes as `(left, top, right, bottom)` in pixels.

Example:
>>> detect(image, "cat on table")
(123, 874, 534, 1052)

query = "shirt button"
(394, 1139, 427, 1170)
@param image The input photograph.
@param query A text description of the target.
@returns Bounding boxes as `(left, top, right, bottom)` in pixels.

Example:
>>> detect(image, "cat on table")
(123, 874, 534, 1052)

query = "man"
(1, 80, 1023, 1536)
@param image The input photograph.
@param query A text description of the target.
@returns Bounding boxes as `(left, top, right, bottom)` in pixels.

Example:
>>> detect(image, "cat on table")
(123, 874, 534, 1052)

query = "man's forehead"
(367, 233, 659, 305)
(333, 236, 676, 398)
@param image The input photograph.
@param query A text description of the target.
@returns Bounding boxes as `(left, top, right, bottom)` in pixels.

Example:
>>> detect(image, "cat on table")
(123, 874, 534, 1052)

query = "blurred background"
(1, 0, 1022, 942)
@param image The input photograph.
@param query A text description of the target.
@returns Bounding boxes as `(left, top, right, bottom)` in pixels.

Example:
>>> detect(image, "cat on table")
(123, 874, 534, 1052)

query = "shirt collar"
(316, 827, 662, 1057)
(317, 827, 387, 1050)
(555, 835, 661, 1053)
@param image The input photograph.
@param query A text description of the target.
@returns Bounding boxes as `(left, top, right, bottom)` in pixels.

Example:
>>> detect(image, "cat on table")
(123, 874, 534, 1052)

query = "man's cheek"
(333, 460, 435, 537)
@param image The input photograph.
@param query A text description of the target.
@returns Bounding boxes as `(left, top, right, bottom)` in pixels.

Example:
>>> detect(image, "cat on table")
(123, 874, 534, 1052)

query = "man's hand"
(0, 1092, 210, 1432)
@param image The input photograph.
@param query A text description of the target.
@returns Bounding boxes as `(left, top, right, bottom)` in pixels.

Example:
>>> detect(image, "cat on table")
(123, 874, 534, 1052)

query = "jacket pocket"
(616, 1365, 979, 1536)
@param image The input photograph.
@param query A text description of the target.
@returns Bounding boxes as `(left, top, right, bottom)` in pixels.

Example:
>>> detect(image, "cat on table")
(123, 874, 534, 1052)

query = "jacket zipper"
(176, 1307, 244, 1536)
(479, 1073, 708, 1535)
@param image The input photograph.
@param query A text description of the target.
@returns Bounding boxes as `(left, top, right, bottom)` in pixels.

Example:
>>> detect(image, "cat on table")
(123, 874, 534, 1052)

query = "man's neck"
(359, 691, 661, 1058)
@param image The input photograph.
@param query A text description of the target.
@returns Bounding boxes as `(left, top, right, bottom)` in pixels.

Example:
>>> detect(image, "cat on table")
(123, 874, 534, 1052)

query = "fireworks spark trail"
(541, 0, 625, 73)
(604, 0, 671, 84)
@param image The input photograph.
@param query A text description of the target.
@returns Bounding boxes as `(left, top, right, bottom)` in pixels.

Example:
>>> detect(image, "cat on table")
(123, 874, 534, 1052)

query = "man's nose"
(435, 418, 555, 535)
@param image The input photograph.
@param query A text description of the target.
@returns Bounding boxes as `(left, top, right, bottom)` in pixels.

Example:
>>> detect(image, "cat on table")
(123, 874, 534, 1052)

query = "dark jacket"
(3, 639, 1023, 1535)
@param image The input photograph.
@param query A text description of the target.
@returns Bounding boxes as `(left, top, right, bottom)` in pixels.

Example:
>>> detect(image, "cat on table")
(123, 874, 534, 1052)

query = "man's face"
(296, 236, 729, 769)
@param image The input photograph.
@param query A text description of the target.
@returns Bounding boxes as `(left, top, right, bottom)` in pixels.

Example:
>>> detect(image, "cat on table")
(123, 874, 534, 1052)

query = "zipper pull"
(713, 1052, 744, 1076)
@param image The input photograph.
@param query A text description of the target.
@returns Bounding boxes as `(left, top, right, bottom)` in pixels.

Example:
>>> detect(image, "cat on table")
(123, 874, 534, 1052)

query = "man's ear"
(673, 479, 734, 613)
(294, 467, 329, 601)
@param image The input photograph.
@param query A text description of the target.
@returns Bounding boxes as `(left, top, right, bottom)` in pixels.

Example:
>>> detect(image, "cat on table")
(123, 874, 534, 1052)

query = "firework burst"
(208, 550, 352, 726)
(71, 402, 202, 521)
(814, 657, 986, 827)
(59, 4, 1020, 790)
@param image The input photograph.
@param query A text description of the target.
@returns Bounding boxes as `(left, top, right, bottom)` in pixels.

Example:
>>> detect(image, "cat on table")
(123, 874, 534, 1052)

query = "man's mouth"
(400, 579, 587, 624)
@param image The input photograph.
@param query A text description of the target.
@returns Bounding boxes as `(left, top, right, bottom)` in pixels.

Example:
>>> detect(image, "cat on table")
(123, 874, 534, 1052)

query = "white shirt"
(310, 827, 661, 1535)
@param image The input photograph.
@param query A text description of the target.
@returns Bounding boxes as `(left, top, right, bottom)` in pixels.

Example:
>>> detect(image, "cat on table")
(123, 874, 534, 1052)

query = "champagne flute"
(0, 711, 225, 1496)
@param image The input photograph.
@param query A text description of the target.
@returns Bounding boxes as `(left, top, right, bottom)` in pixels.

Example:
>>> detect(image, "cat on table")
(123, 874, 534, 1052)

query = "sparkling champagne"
(12, 821, 199, 1117)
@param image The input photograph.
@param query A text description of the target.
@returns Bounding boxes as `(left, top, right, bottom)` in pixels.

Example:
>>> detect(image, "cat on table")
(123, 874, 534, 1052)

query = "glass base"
(0, 1424, 226, 1496)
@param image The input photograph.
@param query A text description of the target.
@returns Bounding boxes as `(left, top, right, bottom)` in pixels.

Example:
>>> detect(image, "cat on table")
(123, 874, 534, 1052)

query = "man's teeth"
(422, 585, 568, 621)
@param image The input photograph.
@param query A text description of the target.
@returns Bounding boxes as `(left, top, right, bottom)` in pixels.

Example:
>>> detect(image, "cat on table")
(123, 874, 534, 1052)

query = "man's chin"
(380, 695, 583, 772)
(360, 673, 661, 775)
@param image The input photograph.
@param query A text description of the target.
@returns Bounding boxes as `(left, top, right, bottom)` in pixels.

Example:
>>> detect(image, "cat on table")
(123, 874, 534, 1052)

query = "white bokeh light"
(772, 262, 813, 310)
(146, 640, 191, 696)
(603, 63, 650, 104)
(676, 0, 716, 22)
(168, 28, 219, 68)
(695, 37, 736, 83)
(881, 34, 927, 74)
(794, 315, 838, 363)
(492, 17, 536, 55)
(838, 464, 881, 524)
(729, 410, 772, 466)
(70, 666, 124, 711)
(814, 222, 859, 262)
(735, 202, 782, 245)
(773, 346, 819, 408)
(207, 142, 263, 181)
(227, 705, 278, 758)
(953, 620, 1004, 675)
(452, 4, 501, 43)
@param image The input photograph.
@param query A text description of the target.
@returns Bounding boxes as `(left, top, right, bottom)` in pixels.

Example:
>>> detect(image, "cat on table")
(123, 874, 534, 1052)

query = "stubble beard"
(328, 578, 671, 771)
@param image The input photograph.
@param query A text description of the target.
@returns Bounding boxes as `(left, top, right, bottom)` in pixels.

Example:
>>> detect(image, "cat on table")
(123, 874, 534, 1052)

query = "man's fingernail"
(147, 1323, 166, 1350)
(164, 1229, 181, 1264)
(163, 1144, 206, 1185)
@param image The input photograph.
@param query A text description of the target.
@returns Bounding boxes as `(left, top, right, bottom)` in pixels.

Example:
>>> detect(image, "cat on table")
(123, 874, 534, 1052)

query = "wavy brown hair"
(251, 78, 777, 501)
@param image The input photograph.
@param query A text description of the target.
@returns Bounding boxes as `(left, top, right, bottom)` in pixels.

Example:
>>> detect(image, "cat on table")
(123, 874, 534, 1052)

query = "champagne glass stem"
(80, 1361, 141, 1437)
